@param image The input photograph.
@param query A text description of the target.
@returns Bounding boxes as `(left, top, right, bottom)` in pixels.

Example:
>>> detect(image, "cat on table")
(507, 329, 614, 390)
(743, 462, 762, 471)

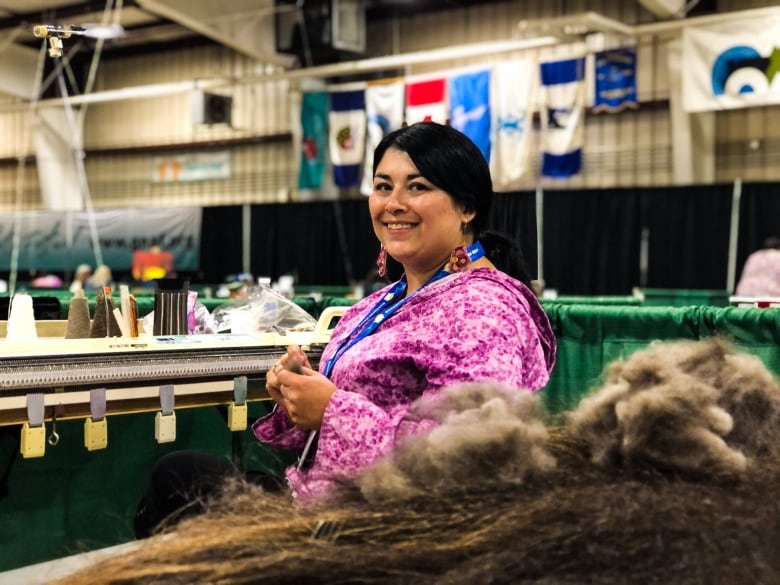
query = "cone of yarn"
(6, 293, 38, 342)
(90, 288, 123, 338)
(65, 288, 92, 339)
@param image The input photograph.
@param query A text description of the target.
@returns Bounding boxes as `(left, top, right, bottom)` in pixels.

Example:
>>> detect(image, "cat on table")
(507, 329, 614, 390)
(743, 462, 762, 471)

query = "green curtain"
(542, 304, 780, 413)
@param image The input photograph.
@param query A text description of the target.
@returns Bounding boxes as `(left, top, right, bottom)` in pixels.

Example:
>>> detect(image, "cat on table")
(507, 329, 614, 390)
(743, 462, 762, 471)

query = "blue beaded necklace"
(320, 240, 485, 377)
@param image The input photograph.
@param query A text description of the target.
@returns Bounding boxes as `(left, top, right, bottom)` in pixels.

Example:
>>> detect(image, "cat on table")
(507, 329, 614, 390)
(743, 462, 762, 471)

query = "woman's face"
(369, 147, 475, 278)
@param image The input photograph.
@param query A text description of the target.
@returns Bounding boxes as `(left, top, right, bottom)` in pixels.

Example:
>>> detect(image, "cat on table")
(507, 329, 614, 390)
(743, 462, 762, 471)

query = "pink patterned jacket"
(735, 248, 780, 297)
(252, 268, 556, 501)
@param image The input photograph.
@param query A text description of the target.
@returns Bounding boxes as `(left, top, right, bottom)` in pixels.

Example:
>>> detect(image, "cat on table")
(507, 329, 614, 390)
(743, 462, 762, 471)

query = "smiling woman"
(256, 121, 556, 497)
(134, 121, 557, 536)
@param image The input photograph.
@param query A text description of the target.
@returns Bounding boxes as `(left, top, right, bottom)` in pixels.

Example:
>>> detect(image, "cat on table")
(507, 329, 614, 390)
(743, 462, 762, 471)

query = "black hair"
(373, 122, 532, 286)
(763, 236, 780, 250)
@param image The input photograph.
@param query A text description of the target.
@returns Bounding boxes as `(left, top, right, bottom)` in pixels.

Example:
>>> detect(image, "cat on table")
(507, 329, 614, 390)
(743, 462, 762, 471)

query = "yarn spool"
(6, 293, 38, 342)
(65, 288, 92, 339)
(90, 288, 122, 338)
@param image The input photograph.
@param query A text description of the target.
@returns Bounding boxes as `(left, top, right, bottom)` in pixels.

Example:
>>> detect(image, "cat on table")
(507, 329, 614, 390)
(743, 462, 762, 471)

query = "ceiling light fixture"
(32, 23, 125, 58)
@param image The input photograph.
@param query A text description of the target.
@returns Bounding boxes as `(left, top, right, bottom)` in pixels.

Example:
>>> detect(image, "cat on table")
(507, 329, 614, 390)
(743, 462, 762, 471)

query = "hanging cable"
(53, 0, 124, 270)
(9, 42, 48, 299)
(38, 42, 85, 97)
(56, 68, 104, 268)
(79, 0, 124, 124)
(74, 0, 126, 267)
(0, 23, 27, 54)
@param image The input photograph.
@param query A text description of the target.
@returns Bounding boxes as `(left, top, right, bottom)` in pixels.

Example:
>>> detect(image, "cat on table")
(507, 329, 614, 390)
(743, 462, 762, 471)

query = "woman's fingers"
(265, 346, 317, 423)
(287, 344, 312, 370)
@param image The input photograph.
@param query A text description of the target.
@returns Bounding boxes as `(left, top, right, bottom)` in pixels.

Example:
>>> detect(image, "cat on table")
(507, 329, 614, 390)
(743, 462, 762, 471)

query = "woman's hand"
(266, 345, 310, 394)
(265, 345, 334, 429)
(276, 367, 336, 430)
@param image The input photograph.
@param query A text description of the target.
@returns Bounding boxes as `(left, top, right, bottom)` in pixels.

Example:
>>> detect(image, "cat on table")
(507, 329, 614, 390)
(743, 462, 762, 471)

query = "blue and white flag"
(682, 13, 780, 112)
(328, 86, 366, 188)
(299, 91, 329, 190)
(593, 48, 638, 113)
(360, 80, 405, 196)
(540, 57, 585, 178)
(490, 60, 537, 191)
(448, 69, 491, 161)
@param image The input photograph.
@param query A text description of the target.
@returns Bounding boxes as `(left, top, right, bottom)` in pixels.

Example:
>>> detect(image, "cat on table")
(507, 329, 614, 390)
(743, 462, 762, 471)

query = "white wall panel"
(82, 141, 293, 209)
(0, 109, 33, 158)
(83, 45, 290, 149)
(0, 165, 41, 211)
(716, 105, 780, 183)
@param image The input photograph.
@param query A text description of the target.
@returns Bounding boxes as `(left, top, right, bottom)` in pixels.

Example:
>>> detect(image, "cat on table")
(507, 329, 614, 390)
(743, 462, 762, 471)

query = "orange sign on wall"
(132, 248, 174, 281)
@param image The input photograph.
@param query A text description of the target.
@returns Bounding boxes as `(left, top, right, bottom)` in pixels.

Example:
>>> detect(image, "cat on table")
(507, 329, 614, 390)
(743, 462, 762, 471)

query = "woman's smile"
(384, 222, 416, 233)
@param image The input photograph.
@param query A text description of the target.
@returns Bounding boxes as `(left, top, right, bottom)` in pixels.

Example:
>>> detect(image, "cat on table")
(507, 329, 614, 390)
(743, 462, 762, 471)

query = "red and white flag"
(405, 77, 448, 124)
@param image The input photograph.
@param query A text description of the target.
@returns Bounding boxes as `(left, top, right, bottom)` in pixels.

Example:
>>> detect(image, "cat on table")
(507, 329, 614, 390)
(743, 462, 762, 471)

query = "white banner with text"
(0, 207, 201, 272)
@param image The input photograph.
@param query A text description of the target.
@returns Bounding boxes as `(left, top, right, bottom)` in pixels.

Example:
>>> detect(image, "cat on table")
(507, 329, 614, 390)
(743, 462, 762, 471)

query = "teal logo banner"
(0, 207, 201, 272)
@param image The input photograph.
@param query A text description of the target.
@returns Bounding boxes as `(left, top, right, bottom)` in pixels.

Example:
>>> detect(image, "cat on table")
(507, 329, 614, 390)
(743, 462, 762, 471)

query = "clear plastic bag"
(211, 284, 317, 335)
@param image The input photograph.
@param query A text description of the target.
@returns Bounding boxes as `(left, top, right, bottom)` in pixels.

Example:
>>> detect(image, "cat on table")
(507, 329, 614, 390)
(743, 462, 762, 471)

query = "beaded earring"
(445, 244, 470, 272)
(376, 245, 388, 278)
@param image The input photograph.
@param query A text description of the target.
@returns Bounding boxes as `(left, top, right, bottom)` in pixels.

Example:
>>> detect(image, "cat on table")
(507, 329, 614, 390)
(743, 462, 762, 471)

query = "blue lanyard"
(320, 241, 485, 378)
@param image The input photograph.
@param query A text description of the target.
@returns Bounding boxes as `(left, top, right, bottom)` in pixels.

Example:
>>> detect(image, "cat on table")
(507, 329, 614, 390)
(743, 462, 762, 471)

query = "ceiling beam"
(0, 0, 140, 31)
(135, 0, 295, 67)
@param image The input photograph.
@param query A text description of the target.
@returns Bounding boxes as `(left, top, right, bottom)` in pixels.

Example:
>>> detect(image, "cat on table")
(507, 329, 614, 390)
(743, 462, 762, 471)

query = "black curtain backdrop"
(543, 188, 643, 295)
(488, 191, 538, 279)
(198, 205, 244, 281)
(249, 200, 376, 286)
(738, 182, 780, 268)
(196, 183, 780, 294)
(641, 184, 733, 290)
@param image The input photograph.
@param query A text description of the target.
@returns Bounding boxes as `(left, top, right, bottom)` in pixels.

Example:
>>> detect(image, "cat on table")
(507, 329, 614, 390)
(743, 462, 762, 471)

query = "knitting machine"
(0, 306, 345, 457)
(0, 334, 327, 457)
(0, 335, 323, 416)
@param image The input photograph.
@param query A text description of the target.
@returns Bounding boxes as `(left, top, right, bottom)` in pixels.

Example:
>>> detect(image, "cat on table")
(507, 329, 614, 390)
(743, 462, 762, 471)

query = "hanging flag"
(593, 48, 638, 113)
(682, 13, 780, 112)
(490, 60, 537, 191)
(405, 77, 448, 124)
(540, 57, 586, 178)
(360, 80, 405, 196)
(298, 91, 329, 190)
(328, 86, 366, 189)
(449, 69, 491, 161)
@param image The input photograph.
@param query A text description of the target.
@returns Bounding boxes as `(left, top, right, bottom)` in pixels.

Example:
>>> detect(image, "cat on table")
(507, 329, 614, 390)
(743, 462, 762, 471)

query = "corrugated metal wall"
(0, 0, 778, 210)
(81, 45, 296, 208)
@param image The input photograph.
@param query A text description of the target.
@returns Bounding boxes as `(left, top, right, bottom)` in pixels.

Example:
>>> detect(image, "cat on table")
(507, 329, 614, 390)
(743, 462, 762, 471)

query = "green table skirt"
(542, 304, 780, 413)
(637, 288, 731, 307)
(1, 297, 779, 573)
(541, 295, 642, 306)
